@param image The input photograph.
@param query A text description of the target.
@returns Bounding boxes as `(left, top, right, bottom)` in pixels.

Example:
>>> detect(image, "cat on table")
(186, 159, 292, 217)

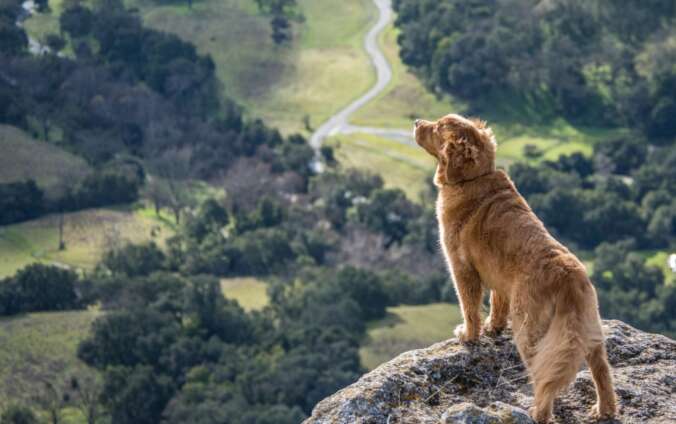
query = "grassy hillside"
(0, 309, 100, 405)
(129, 0, 375, 135)
(360, 303, 462, 370)
(490, 120, 626, 165)
(0, 206, 175, 278)
(0, 125, 90, 189)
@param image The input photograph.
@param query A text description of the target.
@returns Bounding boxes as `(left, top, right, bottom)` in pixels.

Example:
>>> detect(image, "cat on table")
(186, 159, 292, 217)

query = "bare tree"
(70, 372, 104, 424)
(33, 380, 65, 424)
(50, 167, 86, 251)
(144, 175, 170, 217)
(147, 149, 194, 224)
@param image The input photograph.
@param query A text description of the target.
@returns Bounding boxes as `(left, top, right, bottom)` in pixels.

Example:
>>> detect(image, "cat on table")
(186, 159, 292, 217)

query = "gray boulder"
(304, 320, 676, 423)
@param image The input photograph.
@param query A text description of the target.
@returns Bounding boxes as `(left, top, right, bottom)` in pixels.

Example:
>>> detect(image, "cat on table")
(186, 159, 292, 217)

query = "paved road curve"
(309, 0, 414, 155)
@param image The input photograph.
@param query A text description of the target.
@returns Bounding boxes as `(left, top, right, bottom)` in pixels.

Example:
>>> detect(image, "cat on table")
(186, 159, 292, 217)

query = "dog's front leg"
(483, 290, 510, 336)
(450, 263, 483, 343)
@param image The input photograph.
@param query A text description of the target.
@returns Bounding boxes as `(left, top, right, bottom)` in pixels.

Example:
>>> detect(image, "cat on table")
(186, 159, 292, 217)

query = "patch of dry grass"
(220, 277, 269, 310)
(327, 133, 434, 201)
(0, 206, 174, 277)
(0, 125, 90, 189)
(0, 309, 100, 404)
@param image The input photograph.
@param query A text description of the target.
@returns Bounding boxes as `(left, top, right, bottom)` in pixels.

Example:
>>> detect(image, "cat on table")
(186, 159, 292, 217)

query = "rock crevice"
(305, 321, 676, 423)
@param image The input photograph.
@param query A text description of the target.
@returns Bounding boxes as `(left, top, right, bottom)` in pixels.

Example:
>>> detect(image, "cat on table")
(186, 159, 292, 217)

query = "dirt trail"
(309, 0, 414, 155)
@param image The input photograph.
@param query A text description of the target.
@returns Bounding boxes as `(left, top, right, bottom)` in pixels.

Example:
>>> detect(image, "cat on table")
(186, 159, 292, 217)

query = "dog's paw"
(590, 403, 616, 421)
(481, 319, 505, 337)
(529, 407, 551, 423)
(454, 324, 479, 343)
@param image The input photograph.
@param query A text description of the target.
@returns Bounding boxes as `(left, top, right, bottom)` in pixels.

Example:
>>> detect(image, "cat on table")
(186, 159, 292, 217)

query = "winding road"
(19, 0, 410, 152)
(309, 0, 414, 154)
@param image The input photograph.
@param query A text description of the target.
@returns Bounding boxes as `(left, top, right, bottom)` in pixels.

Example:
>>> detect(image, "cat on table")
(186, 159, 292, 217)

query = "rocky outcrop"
(305, 320, 676, 423)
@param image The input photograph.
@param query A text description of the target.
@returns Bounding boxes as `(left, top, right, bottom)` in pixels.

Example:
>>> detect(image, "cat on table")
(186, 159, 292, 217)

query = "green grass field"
(327, 133, 434, 200)
(491, 119, 625, 164)
(360, 303, 463, 370)
(0, 205, 175, 278)
(0, 125, 90, 189)
(220, 277, 269, 310)
(0, 309, 100, 406)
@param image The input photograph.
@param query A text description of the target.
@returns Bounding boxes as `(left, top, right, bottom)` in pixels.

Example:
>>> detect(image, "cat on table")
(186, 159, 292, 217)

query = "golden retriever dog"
(414, 114, 616, 423)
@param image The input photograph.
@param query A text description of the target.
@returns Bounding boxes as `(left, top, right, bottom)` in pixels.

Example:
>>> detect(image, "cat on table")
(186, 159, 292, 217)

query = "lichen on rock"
(304, 320, 676, 423)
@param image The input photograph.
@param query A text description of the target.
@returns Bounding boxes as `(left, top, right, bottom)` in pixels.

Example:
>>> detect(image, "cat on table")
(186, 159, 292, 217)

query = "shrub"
(12, 264, 79, 313)
(0, 404, 39, 424)
(0, 180, 44, 225)
(102, 242, 166, 277)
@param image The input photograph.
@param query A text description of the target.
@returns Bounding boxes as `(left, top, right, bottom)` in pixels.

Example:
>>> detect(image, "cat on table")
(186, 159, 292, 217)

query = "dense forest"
(393, 0, 676, 139)
(0, 0, 675, 422)
(1, 170, 449, 423)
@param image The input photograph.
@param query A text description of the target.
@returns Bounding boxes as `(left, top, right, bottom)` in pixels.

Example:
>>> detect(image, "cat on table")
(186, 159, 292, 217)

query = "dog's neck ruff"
(437, 169, 495, 188)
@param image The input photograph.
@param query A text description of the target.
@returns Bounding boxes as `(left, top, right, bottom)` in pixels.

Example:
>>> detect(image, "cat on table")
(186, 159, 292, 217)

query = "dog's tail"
(530, 277, 603, 409)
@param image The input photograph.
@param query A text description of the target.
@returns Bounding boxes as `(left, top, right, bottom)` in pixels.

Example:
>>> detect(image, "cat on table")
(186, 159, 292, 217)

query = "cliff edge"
(304, 320, 675, 423)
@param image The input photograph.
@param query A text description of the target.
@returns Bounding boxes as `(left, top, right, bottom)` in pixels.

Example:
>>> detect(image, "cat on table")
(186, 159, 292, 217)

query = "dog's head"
(414, 114, 496, 186)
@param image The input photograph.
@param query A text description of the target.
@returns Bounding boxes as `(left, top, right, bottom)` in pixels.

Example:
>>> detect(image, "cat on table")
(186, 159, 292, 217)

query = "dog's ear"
(438, 135, 480, 184)
(452, 136, 480, 167)
(442, 125, 481, 163)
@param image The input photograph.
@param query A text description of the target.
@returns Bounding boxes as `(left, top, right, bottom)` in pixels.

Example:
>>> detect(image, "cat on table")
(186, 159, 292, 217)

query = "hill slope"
(132, 0, 375, 135)
(0, 125, 90, 189)
(0, 206, 174, 277)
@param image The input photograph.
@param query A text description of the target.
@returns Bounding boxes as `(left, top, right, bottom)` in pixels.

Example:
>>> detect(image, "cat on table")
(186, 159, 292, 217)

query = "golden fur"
(414, 114, 616, 423)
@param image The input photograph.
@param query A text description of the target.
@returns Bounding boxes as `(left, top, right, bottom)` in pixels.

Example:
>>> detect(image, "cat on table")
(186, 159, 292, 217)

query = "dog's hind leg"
(510, 296, 538, 368)
(587, 342, 616, 419)
(450, 264, 483, 342)
(483, 290, 510, 335)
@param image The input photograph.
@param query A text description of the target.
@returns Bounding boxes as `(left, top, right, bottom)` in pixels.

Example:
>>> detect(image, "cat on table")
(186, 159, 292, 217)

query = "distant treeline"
(511, 136, 675, 250)
(0, 171, 140, 225)
(393, 0, 676, 139)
